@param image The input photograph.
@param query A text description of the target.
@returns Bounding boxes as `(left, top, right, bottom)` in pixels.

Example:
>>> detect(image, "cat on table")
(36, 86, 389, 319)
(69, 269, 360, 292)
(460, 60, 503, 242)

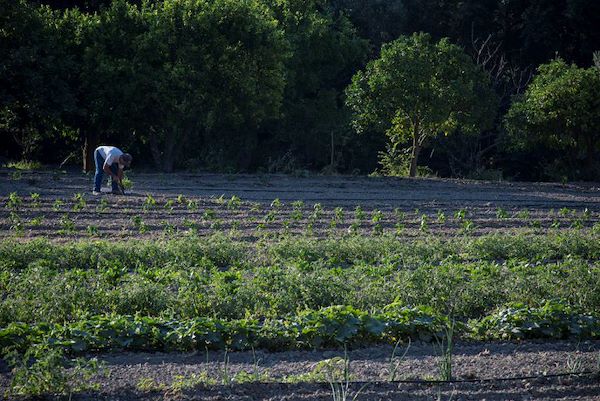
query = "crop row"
(2, 192, 600, 239)
(2, 303, 599, 356)
(1, 234, 599, 327)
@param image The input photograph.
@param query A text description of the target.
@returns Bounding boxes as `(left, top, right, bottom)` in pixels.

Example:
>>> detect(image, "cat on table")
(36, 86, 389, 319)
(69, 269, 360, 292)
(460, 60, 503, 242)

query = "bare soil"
(3, 341, 599, 400)
(1, 170, 599, 241)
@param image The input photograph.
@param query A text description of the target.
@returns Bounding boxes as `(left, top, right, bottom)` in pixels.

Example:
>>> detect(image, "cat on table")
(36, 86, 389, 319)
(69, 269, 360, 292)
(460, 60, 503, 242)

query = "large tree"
(505, 58, 600, 179)
(345, 33, 498, 177)
(260, 0, 369, 172)
(0, 0, 76, 160)
(138, 0, 288, 171)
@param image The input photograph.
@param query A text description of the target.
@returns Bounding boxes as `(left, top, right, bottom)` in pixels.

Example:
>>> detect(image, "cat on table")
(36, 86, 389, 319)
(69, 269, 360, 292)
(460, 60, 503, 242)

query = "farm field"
(1, 170, 600, 400)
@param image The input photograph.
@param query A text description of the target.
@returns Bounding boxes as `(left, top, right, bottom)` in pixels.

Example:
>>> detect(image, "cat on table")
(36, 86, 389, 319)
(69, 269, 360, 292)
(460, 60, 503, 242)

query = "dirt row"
(3, 341, 599, 400)
(2, 171, 600, 241)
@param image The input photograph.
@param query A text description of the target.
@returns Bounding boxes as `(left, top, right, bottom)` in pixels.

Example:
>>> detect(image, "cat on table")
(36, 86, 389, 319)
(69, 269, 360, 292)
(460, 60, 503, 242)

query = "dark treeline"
(2, 0, 599, 180)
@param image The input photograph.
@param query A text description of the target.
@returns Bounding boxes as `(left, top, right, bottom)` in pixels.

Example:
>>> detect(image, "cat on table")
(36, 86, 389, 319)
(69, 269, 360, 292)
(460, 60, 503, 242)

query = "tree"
(345, 33, 498, 177)
(504, 58, 600, 179)
(139, 0, 288, 171)
(0, 0, 76, 160)
(260, 0, 368, 172)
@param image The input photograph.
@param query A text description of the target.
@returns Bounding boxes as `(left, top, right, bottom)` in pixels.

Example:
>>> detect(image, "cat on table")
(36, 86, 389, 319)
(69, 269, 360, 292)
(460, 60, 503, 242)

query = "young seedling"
(6, 192, 22, 210)
(459, 219, 474, 234)
(354, 206, 365, 221)
(203, 209, 216, 221)
(52, 199, 64, 212)
(59, 214, 75, 234)
(436, 210, 446, 224)
(228, 195, 241, 210)
(86, 225, 99, 236)
(72, 193, 86, 211)
(388, 338, 411, 382)
(182, 219, 198, 235)
(454, 209, 466, 221)
(131, 215, 148, 234)
(164, 199, 175, 212)
(9, 212, 23, 236)
(312, 203, 323, 220)
(270, 198, 282, 209)
(143, 194, 157, 210)
(495, 207, 508, 219)
(28, 216, 44, 227)
(291, 204, 304, 221)
(435, 320, 455, 381)
(372, 209, 384, 235)
(30, 193, 41, 208)
(264, 210, 276, 223)
(420, 214, 429, 233)
(162, 221, 176, 236)
(97, 198, 109, 212)
(186, 199, 199, 211)
(515, 209, 530, 219)
(177, 194, 186, 204)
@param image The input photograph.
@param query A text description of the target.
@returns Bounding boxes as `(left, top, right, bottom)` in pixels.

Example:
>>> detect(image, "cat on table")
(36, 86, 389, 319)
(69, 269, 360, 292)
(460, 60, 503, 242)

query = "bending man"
(93, 145, 133, 195)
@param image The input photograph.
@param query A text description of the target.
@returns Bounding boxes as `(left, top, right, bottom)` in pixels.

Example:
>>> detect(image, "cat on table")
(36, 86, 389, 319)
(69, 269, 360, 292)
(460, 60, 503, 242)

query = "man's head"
(119, 153, 133, 168)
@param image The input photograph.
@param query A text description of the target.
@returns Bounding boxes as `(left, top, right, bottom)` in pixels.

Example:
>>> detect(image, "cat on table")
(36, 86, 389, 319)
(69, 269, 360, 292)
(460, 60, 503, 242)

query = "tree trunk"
(585, 135, 595, 177)
(82, 131, 97, 173)
(409, 135, 421, 178)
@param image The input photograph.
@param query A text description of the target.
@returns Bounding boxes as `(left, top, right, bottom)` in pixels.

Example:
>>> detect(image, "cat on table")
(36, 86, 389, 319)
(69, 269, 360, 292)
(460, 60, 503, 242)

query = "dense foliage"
(2, 0, 600, 179)
(505, 59, 600, 180)
(1, 233, 599, 359)
(346, 33, 498, 176)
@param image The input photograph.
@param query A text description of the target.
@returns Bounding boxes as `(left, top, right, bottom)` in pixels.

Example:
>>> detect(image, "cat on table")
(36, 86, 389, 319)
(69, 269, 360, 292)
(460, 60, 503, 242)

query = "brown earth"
(1, 170, 599, 241)
(3, 341, 599, 400)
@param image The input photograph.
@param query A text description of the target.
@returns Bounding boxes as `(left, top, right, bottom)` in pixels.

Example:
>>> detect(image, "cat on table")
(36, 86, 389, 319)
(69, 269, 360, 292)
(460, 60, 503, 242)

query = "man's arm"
(103, 163, 120, 181)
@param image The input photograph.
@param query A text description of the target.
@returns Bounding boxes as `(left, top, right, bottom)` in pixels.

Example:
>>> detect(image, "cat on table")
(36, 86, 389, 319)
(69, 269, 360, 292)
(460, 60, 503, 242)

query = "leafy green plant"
(143, 194, 157, 210)
(420, 214, 429, 233)
(372, 209, 384, 235)
(164, 199, 175, 211)
(496, 207, 508, 219)
(459, 219, 475, 234)
(6, 192, 22, 210)
(58, 214, 75, 234)
(97, 198, 109, 212)
(30, 192, 41, 208)
(121, 176, 133, 190)
(454, 209, 466, 221)
(5, 345, 104, 397)
(28, 216, 43, 227)
(312, 203, 324, 220)
(270, 198, 282, 209)
(436, 210, 446, 224)
(52, 199, 64, 212)
(72, 193, 86, 211)
(187, 199, 199, 211)
(203, 209, 216, 221)
(9, 212, 24, 236)
(131, 215, 148, 234)
(228, 195, 241, 210)
(354, 206, 365, 221)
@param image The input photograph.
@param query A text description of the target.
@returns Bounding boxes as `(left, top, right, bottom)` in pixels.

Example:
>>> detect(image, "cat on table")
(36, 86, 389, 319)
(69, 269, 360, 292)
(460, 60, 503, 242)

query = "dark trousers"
(94, 149, 118, 192)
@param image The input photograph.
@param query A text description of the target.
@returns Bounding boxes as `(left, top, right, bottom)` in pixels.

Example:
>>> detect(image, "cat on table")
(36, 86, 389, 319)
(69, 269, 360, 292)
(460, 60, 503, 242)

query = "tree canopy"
(346, 33, 498, 177)
(505, 59, 600, 179)
(1, 0, 599, 180)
